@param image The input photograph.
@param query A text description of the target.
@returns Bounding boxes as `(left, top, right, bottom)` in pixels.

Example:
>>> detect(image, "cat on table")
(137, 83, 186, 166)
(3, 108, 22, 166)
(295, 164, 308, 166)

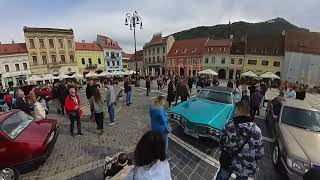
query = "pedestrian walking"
(260, 82, 267, 107)
(296, 85, 306, 100)
(227, 80, 233, 88)
(241, 89, 250, 102)
(90, 89, 104, 134)
(105, 81, 116, 125)
(217, 101, 264, 180)
(150, 96, 171, 156)
(167, 80, 175, 108)
(157, 76, 163, 91)
(188, 77, 193, 93)
(57, 82, 68, 115)
(125, 131, 172, 180)
(196, 78, 204, 93)
(124, 77, 132, 106)
(146, 76, 151, 96)
(86, 79, 97, 119)
(250, 88, 263, 119)
(175, 78, 189, 105)
(65, 87, 83, 136)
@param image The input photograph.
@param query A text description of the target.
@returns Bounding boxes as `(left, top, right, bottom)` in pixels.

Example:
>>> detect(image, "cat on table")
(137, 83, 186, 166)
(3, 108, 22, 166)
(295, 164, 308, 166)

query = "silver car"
(266, 98, 320, 180)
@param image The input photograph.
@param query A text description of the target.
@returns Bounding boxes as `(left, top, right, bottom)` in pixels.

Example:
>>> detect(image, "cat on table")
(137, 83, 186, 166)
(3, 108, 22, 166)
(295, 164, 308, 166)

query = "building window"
(51, 55, 56, 63)
(111, 52, 115, 58)
(261, 60, 269, 66)
(205, 57, 209, 64)
(42, 55, 47, 65)
(117, 61, 120, 66)
(88, 58, 92, 65)
(32, 56, 38, 65)
(112, 61, 115, 66)
(49, 39, 54, 48)
(175, 49, 178, 54)
(39, 39, 45, 49)
(106, 52, 110, 57)
(163, 47, 165, 53)
(157, 56, 160, 63)
(107, 61, 110, 66)
(148, 49, 151, 55)
(212, 57, 215, 63)
(98, 58, 101, 64)
(58, 39, 64, 48)
(230, 58, 235, 64)
(238, 58, 243, 65)
(149, 57, 151, 63)
(15, 64, 20, 71)
(273, 61, 280, 67)
(70, 55, 75, 63)
(60, 55, 66, 63)
(29, 39, 35, 49)
(5, 65, 9, 72)
(152, 48, 155, 55)
(163, 56, 165, 62)
(248, 59, 257, 65)
(81, 58, 85, 65)
(23, 63, 28, 70)
(153, 57, 155, 63)
(67, 39, 72, 48)
(182, 49, 187, 53)
(116, 53, 119, 57)
(221, 57, 226, 64)
(157, 48, 160, 54)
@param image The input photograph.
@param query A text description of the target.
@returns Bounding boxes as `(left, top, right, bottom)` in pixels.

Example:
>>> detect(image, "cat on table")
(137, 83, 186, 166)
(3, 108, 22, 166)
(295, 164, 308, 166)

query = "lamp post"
(125, 11, 143, 87)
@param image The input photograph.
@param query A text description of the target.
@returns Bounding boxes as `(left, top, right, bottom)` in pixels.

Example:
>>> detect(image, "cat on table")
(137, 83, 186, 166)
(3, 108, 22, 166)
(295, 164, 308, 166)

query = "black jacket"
(124, 81, 131, 93)
(167, 82, 175, 102)
(146, 79, 151, 88)
(86, 85, 97, 99)
(57, 84, 68, 103)
(15, 97, 31, 114)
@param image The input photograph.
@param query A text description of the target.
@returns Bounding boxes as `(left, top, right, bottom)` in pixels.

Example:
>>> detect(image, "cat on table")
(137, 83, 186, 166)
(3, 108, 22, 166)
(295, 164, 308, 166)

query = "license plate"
(184, 129, 199, 139)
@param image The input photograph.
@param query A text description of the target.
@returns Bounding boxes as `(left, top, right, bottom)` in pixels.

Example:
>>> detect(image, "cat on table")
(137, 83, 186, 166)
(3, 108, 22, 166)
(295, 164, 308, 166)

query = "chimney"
(82, 40, 85, 43)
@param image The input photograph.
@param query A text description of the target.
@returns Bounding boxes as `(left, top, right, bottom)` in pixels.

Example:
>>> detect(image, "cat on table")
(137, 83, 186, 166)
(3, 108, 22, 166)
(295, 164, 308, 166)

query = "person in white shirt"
(125, 131, 171, 180)
(30, 91, 46, 119)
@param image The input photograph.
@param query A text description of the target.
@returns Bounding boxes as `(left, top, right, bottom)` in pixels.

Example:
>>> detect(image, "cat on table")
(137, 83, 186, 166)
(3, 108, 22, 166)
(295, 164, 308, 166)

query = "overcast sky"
(0, 0, 319, 53)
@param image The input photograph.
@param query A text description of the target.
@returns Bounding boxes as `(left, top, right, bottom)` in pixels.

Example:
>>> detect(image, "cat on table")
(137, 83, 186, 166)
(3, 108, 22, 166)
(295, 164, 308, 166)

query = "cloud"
(0, 0, 319, 52)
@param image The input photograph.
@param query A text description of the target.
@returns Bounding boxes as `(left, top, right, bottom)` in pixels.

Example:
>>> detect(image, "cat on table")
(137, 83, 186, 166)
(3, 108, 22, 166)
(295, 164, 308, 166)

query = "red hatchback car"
(0, 110, 59, 180)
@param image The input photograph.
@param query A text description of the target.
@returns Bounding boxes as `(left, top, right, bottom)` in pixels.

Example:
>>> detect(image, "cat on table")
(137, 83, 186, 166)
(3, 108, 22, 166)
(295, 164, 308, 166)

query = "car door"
(0, 132, 16, 167)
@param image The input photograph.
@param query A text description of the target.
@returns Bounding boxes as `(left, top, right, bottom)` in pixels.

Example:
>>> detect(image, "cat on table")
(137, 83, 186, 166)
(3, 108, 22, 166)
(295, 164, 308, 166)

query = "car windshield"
(0, 111, 34, 139)
(197, 89, 232, 104)
(281, 106, 320, 132)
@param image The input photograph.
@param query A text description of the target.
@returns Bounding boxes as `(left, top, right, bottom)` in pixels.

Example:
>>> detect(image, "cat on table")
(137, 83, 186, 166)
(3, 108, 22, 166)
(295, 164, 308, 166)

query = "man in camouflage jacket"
(216, 101, 264, 180)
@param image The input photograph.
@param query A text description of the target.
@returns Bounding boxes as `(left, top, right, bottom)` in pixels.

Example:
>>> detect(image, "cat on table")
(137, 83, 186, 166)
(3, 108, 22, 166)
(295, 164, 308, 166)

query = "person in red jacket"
(65, 87, 83, 136)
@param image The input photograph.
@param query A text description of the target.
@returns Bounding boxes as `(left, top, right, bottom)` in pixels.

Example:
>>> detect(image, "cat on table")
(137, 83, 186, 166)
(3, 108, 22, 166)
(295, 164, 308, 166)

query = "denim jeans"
(69, 110, 81, 134)
(107, 103, 115, 123)
(216, 168, 248, 180)
(161, 133, 169, 156)
(146, 87, 150, 96)
(94, 112, 104, 130)
(126, 91, 132, 105)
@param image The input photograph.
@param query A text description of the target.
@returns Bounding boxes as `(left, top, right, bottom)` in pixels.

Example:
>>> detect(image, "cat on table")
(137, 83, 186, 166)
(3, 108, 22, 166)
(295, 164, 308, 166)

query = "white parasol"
(241, 70, 258, 78)
(98, 71, 113, 77)
(26, 75, 43, 82)
(259, 72, 280, 79)
(85, 71, 99, 78)
(198, 69, 218, 76)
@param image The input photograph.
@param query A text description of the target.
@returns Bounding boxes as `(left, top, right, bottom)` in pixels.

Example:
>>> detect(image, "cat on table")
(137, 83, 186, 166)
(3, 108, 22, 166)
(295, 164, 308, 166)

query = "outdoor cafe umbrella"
(26, 75, 43, 82)
(59, 74, 71, 79)
(113, 71, 126, 76)
(124, 69, 136, 75)
(85, 71, 99, 78)
(98, 71, 113, 77)
(259, 71, 280, 79)
(198, 69, 218, 76)
(70, 73, 84, 79)
(43, 74, 59, 80)
(241, 70, 258, 78)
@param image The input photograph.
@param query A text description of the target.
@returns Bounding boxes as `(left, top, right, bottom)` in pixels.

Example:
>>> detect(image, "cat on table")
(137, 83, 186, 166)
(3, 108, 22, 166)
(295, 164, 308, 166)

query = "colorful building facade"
(97, 35, 123, 73)
(166, 38, 208, 77)
(75, 42, 105, 75)
(0, 43, 31, 88)
(23, 27, 77, 75)
(243, 35, 284, 76)
(229, 42, 245, 79)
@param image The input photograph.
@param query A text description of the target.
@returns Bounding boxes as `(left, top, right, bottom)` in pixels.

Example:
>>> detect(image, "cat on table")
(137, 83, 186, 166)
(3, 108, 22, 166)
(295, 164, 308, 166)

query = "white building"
(282, 31, 320, 86)
(97, 35, 123, 72)
(0, 43, 31, 88)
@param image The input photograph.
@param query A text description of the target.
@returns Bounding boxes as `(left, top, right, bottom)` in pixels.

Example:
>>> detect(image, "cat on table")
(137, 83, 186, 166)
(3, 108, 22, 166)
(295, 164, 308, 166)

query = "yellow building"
(243, 35, 284, 76)
(75, 42, 105, 74)
(23, 27, 78, 75)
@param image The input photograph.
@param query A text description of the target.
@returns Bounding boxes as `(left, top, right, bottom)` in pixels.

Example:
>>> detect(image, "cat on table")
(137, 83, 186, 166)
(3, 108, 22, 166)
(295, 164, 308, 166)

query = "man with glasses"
(65, 87, 83, 136)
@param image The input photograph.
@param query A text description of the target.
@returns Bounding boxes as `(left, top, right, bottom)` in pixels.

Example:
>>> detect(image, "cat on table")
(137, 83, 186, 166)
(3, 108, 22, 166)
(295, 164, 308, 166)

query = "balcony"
(86, 64, 98, 70)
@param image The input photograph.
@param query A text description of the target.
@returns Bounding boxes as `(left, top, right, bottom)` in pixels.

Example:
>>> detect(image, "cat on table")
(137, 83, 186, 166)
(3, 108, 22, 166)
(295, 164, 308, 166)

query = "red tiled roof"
(122, 51, 133, 59)
(129, 50, 143, 62)
(75, 42, 103, 51)
(0, 43, 27, 56)
(144, 34, 167, 48)
(97, 35, 122, 50)
(167, 38, 209, 58)
(246, 35, 284, 56)
(285, 31, 320, 55)
(230, 42, 245, 55)
(205, 39, 232, 47)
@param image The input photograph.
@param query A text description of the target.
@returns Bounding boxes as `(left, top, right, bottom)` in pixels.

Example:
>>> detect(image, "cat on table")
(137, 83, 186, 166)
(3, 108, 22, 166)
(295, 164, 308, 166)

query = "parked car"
(168, 86, 237, 141)
(265, 98, 320, 180)
(0, 110, 59, 179)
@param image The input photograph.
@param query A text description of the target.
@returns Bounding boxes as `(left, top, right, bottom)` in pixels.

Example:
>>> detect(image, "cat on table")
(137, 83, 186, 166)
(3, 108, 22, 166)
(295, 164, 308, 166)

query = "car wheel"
(272, 142, 285, 173)
(0, 168, 20, 180)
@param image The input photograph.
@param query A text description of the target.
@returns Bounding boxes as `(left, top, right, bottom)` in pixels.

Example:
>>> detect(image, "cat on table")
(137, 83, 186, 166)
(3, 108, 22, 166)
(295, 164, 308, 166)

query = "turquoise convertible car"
(168, 86, 237, 141)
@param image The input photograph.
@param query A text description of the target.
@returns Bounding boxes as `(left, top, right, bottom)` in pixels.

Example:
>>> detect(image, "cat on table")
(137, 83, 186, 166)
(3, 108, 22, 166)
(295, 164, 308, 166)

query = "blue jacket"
(149, 106, 169, 134)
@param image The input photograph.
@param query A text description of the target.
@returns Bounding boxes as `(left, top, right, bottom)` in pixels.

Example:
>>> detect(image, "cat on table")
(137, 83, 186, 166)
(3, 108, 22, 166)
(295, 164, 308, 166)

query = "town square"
(0, 1, 320, 180)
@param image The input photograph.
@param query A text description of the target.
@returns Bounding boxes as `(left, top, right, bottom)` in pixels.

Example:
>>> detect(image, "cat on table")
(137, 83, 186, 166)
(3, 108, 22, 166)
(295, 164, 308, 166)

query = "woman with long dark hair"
(166, 80, 175, 108)
(90, 88, 104, 134)
(125, 131, 171, 180)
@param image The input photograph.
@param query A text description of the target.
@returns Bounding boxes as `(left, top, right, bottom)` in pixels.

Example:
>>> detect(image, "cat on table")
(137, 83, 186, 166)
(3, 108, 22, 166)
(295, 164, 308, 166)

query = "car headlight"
(286, 156, 310, 174)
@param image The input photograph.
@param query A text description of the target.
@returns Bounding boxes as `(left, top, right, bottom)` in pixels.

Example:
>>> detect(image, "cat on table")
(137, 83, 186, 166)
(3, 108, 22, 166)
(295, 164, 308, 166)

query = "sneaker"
(108, 123, 115, 126)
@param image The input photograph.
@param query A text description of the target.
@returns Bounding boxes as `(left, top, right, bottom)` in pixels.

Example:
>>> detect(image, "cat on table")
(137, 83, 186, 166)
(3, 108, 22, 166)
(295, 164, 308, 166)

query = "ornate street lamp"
(125, 11, 143, 87)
